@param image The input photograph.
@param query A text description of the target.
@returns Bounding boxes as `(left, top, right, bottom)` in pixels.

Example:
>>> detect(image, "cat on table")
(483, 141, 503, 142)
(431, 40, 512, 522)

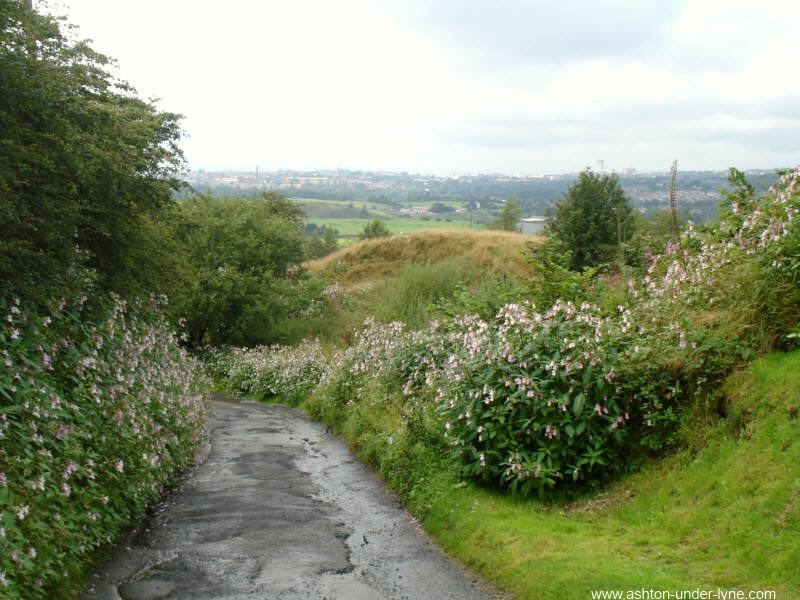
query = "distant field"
(400, 199, 464, 209)
(293, 197, 392, 211)
(294, 199, 394, 220)
(293, 197, 464, 209)
(309, 217, 478, 237)
(293, 196, 476, 233)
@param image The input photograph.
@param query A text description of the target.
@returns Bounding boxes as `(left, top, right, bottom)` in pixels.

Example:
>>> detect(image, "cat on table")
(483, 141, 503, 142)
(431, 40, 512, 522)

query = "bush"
(214, 342, 328, 405)
(434, 302, 632, 495)
(359, 219, 391, 240)
(169, 194, 323, 347)
(0, 293, 207, 598)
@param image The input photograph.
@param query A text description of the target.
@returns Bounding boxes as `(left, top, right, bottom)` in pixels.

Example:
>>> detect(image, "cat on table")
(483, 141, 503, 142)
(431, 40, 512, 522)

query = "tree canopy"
(489, 195, 523, 231)
(169, 194, 313, 346)
(546, 169, 636, 270)
(359, 219, 391, 240)
(0, 1, 184, 303)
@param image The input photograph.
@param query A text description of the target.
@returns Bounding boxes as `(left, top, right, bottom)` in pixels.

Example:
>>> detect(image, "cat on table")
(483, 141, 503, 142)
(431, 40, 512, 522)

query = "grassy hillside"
(307, 229, 539, 289)
(302, 230, 540, 341)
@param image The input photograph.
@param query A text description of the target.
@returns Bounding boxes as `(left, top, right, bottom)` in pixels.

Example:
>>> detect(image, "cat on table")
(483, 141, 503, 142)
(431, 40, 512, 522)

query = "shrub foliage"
(0, 1, 184, 304)
(0, 294, 207, 598)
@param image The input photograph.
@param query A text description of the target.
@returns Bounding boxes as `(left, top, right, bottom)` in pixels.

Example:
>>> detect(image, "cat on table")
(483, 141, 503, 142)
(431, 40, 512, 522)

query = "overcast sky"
(55, 0, 800, 175)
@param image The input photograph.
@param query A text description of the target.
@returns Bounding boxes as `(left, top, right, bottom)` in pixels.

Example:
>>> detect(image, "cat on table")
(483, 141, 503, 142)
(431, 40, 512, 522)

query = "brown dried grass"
(305, 229, 543, 289)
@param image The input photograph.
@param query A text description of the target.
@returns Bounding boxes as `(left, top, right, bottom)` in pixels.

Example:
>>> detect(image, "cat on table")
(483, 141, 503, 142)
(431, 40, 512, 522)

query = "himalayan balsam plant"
(431, 301, 632, 494)
(216, 341, 328, 404)
(0, 294, 208, 599)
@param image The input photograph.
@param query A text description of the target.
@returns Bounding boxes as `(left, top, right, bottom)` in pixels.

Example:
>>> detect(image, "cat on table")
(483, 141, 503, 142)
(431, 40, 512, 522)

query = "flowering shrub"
(623, 167, 800, 416)
(0, 294, 207, 599)
(299, 312, 636, 493)
(215, 341, 328, 404)
(636, 167, 800, 334)
(433, 302, 632, 494)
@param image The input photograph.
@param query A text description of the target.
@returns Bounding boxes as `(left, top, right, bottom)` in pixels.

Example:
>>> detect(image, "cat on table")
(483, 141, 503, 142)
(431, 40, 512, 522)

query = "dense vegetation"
(3, 1, 798, 598)
(0, 1, 183, 306)
(0, 3, 210, 596)
(210, 166, 800, 596)
(0, 295, 206, 597)
(167, 193, 328, 347)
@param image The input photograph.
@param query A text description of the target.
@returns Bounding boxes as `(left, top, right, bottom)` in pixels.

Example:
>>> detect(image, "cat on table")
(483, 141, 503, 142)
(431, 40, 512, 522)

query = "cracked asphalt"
(85, 395, 492, 600)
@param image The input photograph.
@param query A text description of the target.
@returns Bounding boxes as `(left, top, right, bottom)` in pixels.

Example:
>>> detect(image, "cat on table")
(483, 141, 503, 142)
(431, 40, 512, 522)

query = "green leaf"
(572, 392, 585, 417)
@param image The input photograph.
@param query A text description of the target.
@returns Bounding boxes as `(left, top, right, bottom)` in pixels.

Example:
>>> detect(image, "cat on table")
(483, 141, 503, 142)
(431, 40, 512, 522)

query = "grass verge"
(299, 350, 800, 599)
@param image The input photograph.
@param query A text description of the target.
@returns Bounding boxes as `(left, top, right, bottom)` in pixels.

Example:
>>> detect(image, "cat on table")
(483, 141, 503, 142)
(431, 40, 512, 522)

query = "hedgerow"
(211, 341, 328, 404)
(0, 293, 208, 598)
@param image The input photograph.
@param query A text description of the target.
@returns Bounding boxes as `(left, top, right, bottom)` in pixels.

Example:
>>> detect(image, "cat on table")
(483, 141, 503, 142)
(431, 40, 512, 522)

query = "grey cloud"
(441, 95, 800, 151)
(390, 0, 775, 75)
(396, 0, 687, 68)
(477, 95, 800, 130)
(702, 127, 800, 153)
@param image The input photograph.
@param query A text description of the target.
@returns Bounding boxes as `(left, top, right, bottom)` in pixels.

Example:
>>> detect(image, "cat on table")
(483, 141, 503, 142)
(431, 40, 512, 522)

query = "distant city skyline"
(59, 0, 800, 175)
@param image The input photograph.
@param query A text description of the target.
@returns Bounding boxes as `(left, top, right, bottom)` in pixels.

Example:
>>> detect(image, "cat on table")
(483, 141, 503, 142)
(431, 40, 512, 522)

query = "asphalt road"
(85, 395, 492, 600)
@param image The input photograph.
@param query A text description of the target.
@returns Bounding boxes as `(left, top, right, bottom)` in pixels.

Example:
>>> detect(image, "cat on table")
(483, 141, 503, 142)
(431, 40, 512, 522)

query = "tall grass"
(295, 230, 540, 344)
(371, 258, 482, 327)
(306, 229, 539, 287)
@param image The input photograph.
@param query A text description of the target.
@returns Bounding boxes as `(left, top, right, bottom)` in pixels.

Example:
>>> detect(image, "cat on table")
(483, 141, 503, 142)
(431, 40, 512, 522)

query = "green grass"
(399, 199, 465, 209)
(304, 350, 800, 599)
(308, 216, 476, 237)
(294, 198, 395, 219)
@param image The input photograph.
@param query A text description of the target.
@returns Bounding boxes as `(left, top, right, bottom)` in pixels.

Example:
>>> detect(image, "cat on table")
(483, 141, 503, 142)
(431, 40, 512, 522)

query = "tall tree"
(169, 194, 309, 347)
(546, 169, 635, 270)
(0, 1, 184, 302)
(490, 195, 523, 231)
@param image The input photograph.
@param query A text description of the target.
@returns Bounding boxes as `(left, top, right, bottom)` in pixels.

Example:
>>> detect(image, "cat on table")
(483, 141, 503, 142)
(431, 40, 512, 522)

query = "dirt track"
(85, 395, 491, 600)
